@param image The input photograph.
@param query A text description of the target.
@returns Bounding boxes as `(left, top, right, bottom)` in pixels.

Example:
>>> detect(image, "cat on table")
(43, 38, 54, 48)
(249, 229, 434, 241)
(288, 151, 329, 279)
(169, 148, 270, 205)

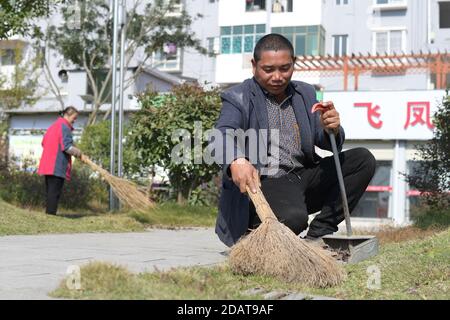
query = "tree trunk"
(176, 185, 191, 205)
(87, 104, 100, 126)
(177, 190, 186, 205)
(0, 113, 9, 168)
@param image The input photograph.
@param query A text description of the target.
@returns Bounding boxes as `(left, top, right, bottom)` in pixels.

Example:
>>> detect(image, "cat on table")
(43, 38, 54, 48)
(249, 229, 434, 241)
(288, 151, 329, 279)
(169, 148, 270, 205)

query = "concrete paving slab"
(0, 228, 227, 300)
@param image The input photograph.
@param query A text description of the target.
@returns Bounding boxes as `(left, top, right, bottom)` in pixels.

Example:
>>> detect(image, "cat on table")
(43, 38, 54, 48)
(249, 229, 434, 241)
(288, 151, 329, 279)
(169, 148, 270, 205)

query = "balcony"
(372, 0, 408, 11)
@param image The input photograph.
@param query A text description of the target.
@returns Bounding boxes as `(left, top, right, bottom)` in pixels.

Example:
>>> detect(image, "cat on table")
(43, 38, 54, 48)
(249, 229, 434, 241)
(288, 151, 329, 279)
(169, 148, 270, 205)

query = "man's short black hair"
(253, 33, 295, 63)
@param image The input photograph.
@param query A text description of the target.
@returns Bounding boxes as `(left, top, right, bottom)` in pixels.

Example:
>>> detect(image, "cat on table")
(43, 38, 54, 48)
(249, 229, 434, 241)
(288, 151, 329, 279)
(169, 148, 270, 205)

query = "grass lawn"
(129, 203, 217, 228)
(0, 200, 216, 236)
(51, 228, 450, 300)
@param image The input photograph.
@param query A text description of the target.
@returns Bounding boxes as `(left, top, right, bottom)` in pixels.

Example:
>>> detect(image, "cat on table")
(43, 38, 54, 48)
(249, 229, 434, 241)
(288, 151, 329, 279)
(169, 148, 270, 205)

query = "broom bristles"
(82, 157, 154, 211)
(230, 219, 346, 288)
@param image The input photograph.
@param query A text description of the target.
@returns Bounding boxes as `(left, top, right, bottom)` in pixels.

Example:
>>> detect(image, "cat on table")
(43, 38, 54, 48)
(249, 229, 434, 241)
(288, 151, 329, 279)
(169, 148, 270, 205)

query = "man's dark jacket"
(213, 78, 345, 247)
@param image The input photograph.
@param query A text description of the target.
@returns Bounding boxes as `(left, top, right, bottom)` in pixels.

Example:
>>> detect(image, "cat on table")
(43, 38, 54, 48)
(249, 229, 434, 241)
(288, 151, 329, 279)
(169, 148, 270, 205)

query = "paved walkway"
(0, 228, 228, 300)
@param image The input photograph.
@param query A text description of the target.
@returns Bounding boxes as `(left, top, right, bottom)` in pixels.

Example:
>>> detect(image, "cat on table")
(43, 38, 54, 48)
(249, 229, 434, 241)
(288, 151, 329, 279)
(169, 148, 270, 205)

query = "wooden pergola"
(294, 51, 450, 91)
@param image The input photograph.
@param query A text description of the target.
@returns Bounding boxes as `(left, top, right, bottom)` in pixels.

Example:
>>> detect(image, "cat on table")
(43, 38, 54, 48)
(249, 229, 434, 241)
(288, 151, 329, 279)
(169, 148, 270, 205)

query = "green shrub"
(188, 179, 220, 207)
(131, 84, 222, 204)
(407, 92, 450, 210)
(0, 164, 108, 210)
(411, 206, 450, 230)
(78, 120, 138, 177)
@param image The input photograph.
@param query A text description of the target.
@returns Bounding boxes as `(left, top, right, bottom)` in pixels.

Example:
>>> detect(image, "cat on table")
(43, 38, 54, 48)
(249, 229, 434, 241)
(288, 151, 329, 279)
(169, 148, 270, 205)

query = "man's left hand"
(317, 101, 340, 135)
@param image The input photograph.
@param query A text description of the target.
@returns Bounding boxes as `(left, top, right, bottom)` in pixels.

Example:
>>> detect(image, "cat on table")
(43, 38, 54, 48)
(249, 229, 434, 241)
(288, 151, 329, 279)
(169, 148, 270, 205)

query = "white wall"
(216, 54, 254, 83)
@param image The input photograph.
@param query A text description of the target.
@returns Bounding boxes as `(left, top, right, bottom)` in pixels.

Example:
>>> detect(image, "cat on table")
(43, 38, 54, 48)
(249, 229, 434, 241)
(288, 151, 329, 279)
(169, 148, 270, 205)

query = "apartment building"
(215, 0, 449, 88)
(216, 0, 324, 85)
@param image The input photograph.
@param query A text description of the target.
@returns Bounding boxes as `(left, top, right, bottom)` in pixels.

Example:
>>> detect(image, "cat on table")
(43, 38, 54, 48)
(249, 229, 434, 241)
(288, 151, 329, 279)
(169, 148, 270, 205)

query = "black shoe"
(302, 235, 326, 246)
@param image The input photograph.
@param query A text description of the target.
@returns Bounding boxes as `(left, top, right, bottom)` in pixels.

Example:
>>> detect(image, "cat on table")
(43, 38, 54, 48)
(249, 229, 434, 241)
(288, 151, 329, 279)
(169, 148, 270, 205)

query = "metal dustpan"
(321, 132, 379, 264)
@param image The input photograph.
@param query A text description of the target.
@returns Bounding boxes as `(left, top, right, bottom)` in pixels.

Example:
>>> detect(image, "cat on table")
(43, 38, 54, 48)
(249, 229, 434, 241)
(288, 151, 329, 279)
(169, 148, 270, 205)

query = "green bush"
(188, 179, 220, 207)
(131, 84, 222, 204)
(0, 165, 108, 210)
(411, 206, 450, 230)
(407, 92, 450, 210)
(78, 120, 138, 177)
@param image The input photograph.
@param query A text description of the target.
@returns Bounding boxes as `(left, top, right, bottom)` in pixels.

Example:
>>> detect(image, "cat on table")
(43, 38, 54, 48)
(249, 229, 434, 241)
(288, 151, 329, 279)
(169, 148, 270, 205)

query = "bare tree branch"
(42, 54, 65, 110)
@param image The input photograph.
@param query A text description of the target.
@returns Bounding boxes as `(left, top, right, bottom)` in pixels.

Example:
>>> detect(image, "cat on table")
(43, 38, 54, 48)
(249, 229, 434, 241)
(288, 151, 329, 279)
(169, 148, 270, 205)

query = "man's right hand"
(230, 158, 260, 194)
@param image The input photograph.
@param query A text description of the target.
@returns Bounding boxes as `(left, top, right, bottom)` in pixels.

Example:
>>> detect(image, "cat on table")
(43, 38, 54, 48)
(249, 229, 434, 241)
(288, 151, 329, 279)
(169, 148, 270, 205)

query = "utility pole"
(109, 0, 119, 211)
(117, 0, 126, 179)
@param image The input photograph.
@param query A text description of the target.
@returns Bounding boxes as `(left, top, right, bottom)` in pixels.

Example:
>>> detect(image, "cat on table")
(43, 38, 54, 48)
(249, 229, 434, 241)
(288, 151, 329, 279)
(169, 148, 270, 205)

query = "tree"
(0, 41, 44, 166)
(131, 83, 221, 204)
(78, 119, 137, 176)
(39, 0, 205, 126)
(407, 92, 450, 209)
(0, 0, 53, 39)
(0, 46, 43, 109)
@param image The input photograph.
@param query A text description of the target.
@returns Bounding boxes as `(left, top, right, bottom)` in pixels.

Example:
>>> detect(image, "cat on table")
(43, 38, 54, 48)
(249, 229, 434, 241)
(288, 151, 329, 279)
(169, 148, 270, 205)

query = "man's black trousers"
(249, 148, 376, 238)
(45, 175, 65, 215)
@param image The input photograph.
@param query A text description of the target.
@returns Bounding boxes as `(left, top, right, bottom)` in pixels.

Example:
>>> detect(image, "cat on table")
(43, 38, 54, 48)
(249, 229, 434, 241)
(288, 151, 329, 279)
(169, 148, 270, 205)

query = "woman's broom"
(229, 186, 345, 288)
(81, 156, 154, 211)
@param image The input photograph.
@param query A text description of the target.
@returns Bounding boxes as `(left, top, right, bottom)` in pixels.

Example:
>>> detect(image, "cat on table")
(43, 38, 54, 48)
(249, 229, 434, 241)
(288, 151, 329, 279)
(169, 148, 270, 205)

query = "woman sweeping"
(38, 106, 83, 215)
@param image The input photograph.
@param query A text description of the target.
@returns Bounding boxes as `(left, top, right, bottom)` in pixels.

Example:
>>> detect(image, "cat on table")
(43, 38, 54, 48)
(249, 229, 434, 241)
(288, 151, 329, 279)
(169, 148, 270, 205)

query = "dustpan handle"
(329, 132, 353, 237)
(246, 186, 277, 222)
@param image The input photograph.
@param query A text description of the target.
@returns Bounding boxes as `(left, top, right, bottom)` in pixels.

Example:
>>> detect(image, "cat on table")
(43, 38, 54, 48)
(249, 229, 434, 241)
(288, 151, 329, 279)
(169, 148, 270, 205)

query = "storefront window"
(352, 161, 392, 218)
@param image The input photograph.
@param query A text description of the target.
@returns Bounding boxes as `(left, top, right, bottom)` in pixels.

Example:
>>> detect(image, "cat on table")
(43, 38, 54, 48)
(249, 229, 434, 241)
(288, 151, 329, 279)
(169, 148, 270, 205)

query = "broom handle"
(246, 186, 278, 222)
(81, 155, 109, 176)
(329, 132, 353, 237)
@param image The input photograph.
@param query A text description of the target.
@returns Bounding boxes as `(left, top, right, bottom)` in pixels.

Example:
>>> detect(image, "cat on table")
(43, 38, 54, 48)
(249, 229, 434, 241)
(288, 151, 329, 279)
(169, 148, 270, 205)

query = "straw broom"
(229, 186, 345, 288)
(81, 156, 154, 211)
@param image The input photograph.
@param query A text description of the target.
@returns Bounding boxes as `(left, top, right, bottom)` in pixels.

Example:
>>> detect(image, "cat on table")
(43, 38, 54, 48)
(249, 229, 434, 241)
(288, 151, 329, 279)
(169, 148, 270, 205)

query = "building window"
(151, 43, 181, 71)
(373, 30, 405, 54)
(439, 1, 450, 29)
(207, 37, 219, 55)
(352, 161, 392, 219)
(207, 38, 214, 54)
(272, 25, 326, 56)
(166, 0, 182, 16)
(336, 0, 349, 5)
(220, 24, 266, 54)
(0, 49, 16, 66)
(272, 0, 293, 13)
(246, 0, 266, 11)
(333, 35, 348, 56)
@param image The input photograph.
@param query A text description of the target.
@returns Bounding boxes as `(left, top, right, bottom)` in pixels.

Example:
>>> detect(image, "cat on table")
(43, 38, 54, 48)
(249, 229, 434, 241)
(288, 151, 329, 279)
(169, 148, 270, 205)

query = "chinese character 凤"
(404, 102, 434, 130)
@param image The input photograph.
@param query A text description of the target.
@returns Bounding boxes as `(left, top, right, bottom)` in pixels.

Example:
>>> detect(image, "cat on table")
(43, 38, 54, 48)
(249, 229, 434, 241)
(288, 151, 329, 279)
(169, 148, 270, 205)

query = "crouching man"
(212, 34, 376, 247)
